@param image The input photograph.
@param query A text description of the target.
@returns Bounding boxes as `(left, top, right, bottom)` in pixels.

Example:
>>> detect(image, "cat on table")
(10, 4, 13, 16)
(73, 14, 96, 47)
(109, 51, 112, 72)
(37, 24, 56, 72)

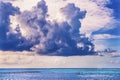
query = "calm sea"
(0, 68, 120, 80)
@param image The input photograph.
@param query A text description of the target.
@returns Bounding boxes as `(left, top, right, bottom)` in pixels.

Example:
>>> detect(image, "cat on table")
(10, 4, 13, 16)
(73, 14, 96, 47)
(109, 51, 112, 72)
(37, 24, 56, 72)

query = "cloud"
(0, 1, 22, 50)
(93, 34, 120, 40)
(18, 1, 94, 56)
(79, 0, 114, 34)
(0, 51, 120, 68)
(9, 0, 40, 12)
(93, 33, 120, 51)
(92, 0, 120, 36)
(10, 0, 115, 35)
(0, 0, 95, 56)
(0, 1, 19, 39)
(107, 0, 120, 19)
(2, 0, 118, 55)
(91, 0, 120, 52)
(43, 0, 115, 35)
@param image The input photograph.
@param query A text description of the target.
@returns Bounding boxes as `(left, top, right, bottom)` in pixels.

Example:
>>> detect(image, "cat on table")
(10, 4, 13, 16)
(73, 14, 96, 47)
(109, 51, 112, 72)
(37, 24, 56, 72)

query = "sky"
(0, 0, 120, 54)
(0, 0, 120, 67)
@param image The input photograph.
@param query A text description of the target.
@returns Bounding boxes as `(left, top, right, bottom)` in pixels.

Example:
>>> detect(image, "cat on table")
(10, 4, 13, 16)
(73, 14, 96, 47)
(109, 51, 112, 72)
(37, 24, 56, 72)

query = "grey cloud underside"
(0, 0, 95, 56)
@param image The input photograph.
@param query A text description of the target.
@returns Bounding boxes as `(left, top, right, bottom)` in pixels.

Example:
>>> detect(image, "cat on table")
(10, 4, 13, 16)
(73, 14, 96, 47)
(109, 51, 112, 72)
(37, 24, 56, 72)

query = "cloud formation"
(10, 0, 115, 35)
(1, 51, 120, 68)
(0, 0, 95, 56)
(93, 34, 120, 40)
(43, 0, 115, 35)
(0, 2, 22, 50)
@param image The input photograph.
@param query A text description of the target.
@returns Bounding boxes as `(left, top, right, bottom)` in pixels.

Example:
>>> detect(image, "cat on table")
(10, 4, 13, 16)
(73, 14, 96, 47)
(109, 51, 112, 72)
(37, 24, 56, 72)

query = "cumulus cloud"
(0, 0, 95, 56)
(9, 0, 40, 12)
(79, 0, 114, 34)
(19, 1, 94, 56)
(10, 0, 115, 35)
(2, 0, 118, 55)
(43, 0, 115, 35)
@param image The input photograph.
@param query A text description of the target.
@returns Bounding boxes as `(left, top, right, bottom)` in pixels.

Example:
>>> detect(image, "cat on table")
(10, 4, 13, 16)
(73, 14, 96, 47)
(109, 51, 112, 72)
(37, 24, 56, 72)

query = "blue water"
(0, 68, 120, 80)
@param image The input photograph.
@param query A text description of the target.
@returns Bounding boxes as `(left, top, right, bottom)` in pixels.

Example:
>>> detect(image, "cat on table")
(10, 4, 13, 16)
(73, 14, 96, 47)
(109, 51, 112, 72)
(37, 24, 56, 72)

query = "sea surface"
(0, 68, 120, 80)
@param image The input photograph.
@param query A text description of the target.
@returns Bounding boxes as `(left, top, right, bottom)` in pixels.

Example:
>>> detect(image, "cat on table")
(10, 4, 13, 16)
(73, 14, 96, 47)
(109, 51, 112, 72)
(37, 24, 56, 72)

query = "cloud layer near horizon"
(0, 51, 120, 68)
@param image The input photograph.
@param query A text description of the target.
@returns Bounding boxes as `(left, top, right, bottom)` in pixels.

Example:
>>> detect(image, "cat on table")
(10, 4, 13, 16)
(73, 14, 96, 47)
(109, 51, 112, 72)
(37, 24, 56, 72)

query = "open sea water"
(0, 68, 120, 80)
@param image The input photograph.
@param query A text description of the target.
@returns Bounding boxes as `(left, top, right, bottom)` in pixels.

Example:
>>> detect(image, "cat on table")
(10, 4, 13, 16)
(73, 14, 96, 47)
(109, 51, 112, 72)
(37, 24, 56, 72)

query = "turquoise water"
(0, 68, 120, 80)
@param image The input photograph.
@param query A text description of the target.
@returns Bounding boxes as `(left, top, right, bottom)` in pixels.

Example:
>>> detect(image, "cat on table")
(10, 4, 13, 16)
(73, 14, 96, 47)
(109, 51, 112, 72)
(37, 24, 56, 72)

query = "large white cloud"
(9, 0, 115, 35)
(0, 0, 94, 55)
(4, 0, 117, 52)
(46, 0, 115, 35)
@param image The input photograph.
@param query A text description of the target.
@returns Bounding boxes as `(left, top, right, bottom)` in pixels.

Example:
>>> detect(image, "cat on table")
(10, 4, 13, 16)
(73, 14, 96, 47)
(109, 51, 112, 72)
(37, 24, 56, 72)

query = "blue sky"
(92, 0, 120, 51)
(92, 0, 120, 36)
(0, 0, 120, 68)
(0, 0, 120, 55)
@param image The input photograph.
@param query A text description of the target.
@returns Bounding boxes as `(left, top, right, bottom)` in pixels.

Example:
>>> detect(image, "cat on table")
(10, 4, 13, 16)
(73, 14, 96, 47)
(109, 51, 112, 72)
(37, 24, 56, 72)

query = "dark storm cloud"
(0, 2, 19, 40)
(0, 0, 95, 56)
(0, 1, 23, 50)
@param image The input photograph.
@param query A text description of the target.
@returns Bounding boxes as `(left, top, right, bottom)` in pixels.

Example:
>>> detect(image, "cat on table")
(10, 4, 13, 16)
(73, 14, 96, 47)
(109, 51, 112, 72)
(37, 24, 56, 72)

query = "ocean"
(0, 68, 120, 80)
